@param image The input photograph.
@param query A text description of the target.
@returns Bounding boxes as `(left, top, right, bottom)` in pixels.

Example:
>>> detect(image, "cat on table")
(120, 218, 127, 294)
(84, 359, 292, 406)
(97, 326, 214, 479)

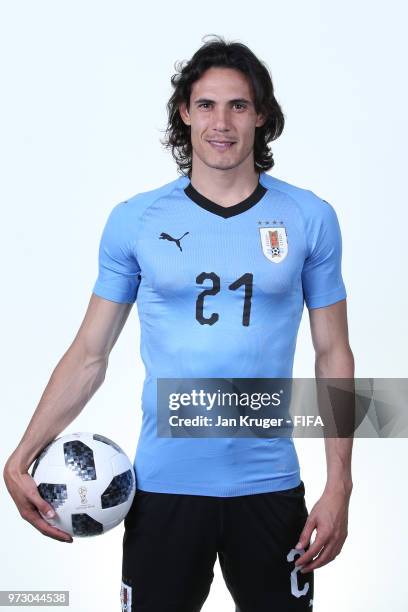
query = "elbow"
(68, 341, 109, 388)
(315, 346, 355, 378)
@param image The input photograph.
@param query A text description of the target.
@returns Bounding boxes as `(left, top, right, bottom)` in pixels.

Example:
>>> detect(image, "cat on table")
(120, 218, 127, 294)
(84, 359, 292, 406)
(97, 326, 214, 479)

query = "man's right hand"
(2, 296, 133, 545)
(3, 462, 73, 543)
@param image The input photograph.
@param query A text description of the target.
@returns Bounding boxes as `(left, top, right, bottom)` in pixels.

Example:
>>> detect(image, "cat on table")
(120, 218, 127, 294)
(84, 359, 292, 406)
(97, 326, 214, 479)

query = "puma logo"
(159, 231, 189, 251)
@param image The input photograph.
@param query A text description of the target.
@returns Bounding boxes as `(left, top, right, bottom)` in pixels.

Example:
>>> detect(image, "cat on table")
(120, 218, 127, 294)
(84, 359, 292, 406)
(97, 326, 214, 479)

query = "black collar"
(184, 178, 267, 218)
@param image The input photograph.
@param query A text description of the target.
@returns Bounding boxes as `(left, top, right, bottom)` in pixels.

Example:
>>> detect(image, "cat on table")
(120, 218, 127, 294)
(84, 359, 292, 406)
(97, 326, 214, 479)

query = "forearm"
(5, 343, 107, 473)
(315, 347, 355, 493)
(323, 437, 353, 494)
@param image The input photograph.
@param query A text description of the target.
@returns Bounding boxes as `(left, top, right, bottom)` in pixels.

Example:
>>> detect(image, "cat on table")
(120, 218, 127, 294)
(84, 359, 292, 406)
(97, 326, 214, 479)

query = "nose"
(211, 106, 231, 132)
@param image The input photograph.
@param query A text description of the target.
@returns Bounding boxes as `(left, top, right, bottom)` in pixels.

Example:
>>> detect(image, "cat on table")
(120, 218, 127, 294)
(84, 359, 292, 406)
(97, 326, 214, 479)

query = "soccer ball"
(30, 432, 136, 537)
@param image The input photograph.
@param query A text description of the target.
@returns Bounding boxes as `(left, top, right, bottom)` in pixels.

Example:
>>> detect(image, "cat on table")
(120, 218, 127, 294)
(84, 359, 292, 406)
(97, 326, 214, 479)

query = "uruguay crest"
(259, 226, 288, 263)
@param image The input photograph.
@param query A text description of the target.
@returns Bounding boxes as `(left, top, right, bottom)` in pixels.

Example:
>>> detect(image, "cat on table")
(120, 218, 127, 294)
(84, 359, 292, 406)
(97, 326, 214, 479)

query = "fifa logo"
(78, 486, 88, 504)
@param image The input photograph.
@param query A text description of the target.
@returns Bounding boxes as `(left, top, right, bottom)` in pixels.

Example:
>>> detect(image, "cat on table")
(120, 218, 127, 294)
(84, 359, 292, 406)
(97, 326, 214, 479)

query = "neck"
(189, 156, 260, 207)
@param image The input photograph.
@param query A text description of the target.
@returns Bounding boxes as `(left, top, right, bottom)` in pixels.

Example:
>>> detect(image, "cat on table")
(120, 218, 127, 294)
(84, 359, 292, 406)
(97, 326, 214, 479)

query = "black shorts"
(121, 481, 313, 612)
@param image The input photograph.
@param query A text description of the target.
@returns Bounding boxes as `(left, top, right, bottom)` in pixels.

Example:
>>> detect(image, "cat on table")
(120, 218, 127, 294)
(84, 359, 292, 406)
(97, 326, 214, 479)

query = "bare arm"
(3, 293, 133, 542)
(295, 298, 355, 573)
(310, 298, 354, 494)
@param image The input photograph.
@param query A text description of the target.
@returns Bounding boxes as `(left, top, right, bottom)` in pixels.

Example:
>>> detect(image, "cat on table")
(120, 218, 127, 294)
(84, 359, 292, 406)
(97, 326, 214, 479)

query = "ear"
(255, 112, 266, 128)
(179, 102, 191, 126)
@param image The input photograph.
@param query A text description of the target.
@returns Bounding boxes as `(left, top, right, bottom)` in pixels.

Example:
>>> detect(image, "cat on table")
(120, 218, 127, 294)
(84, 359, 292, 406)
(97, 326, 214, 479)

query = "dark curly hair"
(160, 34, 285, 178)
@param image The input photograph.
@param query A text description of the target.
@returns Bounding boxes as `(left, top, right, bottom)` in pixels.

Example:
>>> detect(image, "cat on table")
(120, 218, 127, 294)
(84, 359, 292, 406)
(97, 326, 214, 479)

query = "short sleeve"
(92, 202, 141, 304)
(301, 200, 347, 309)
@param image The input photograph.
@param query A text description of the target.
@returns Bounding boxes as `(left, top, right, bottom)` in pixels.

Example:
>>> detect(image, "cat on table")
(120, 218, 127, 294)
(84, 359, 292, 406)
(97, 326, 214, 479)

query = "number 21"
(195, 272, 253, 327)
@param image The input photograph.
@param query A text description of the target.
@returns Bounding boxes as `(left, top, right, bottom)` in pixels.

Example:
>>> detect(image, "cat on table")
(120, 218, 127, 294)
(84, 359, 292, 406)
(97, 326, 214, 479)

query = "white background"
(1, 1, 407, 610)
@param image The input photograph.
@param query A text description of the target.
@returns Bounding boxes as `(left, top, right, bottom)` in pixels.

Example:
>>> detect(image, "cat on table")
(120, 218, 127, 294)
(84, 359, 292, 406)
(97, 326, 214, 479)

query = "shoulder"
(260, 172, 344, 257)
(100, 176, 186, 241)
(260, 171, 338, 221)
(117, 175, 187, 218)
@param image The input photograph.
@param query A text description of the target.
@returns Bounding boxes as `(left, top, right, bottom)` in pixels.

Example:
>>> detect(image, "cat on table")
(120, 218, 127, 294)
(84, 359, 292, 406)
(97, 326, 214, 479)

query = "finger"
(37, 500, 57, 520)
(28, 490, 58, 521)
(295, 534, 328, 567)
(295, 517, 317, 551)
(23, 509, 73, 542)
(299, 532, 347, 571)
(24, 491, 73, 542)
(37, 512, 74, 542)
(300, 544, 336, 573)
(32, 515, 73, 542)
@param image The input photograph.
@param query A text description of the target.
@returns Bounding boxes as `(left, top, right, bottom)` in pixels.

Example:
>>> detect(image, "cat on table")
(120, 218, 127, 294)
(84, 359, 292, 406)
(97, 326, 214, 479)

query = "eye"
(234, 103, 247, 111)
(198, 103, 212, 109)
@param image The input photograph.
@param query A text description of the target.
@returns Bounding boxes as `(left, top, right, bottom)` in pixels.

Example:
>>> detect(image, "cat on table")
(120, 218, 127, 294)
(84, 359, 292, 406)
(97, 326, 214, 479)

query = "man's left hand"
(294, 486, 351, 573)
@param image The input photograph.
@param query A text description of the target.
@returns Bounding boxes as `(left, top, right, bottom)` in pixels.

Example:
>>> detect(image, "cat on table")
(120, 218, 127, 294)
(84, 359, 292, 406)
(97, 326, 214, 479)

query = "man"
(3, 35, 354, 611)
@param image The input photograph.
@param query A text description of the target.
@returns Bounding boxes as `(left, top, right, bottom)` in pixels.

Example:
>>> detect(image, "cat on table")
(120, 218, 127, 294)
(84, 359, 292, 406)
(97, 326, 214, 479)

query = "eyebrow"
(193, 97, 252, 106)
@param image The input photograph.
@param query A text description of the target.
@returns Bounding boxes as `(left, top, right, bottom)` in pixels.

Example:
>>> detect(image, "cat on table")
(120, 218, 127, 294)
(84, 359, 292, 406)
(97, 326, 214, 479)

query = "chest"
(135, 211, 307, 301)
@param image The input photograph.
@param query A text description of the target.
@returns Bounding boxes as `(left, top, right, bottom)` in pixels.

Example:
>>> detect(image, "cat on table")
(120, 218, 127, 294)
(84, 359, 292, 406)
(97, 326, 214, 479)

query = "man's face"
(179, 67, 265, 172)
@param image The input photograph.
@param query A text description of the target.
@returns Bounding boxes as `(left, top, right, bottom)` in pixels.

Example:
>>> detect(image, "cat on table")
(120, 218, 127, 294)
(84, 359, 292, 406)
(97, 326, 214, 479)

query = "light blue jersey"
(92, 171, 347, 496)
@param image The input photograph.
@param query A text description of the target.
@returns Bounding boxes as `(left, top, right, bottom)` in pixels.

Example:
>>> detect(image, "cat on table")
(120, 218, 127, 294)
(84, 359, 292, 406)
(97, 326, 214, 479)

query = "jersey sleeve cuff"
(304, 286, 347, 309)
(92, 282, 136, 304)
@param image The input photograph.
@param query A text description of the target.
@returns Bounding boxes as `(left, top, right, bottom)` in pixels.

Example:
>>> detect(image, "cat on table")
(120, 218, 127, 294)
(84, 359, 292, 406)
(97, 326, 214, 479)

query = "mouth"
(206, 140, 236, 151)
